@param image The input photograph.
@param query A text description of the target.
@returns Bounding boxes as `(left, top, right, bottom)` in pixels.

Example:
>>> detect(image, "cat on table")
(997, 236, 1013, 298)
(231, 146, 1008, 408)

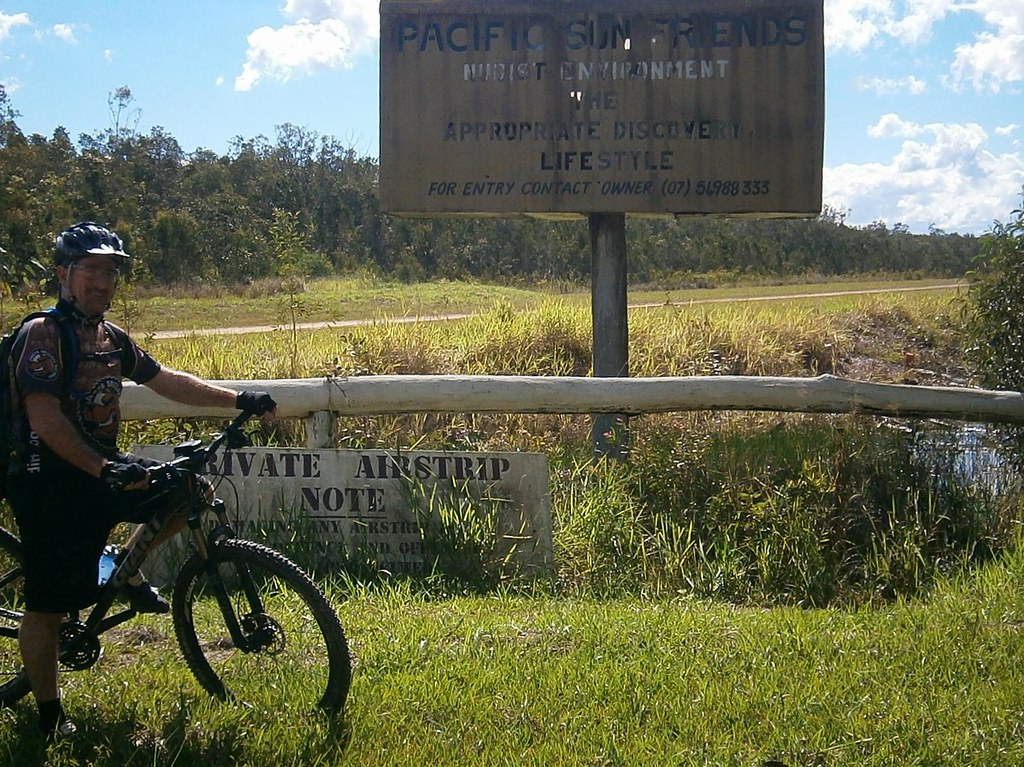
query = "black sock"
(37, 698, 65, 732)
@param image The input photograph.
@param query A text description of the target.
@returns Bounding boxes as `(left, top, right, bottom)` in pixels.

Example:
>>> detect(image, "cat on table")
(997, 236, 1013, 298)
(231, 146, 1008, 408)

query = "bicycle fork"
(187, 499, 269, 654)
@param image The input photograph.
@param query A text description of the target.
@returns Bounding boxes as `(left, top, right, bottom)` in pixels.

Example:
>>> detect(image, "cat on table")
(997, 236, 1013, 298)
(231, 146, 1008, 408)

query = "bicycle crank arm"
(97, 607, 138, 633)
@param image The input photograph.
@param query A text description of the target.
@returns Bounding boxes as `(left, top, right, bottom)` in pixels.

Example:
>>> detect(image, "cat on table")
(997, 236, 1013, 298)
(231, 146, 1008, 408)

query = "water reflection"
(912, 421, 1022, 496)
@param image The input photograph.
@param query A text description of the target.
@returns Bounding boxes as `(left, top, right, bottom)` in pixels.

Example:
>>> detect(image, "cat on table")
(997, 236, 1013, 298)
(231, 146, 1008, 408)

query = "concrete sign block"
(135, 445, 553, 580)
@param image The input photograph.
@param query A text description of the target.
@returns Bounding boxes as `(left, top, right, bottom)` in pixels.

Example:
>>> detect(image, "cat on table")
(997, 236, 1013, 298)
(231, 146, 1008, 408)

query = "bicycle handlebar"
(147, 409, 258, 490)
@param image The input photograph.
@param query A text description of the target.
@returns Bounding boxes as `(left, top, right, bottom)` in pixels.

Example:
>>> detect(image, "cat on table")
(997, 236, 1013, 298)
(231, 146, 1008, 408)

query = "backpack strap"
(43, 306, 80, 392)
(99, 321, 135, 378)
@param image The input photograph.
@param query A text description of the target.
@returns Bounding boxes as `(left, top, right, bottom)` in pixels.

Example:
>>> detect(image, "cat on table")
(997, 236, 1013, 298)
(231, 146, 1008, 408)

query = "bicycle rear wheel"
(0, 527, 30, 706)
(172, 539, 350, 715)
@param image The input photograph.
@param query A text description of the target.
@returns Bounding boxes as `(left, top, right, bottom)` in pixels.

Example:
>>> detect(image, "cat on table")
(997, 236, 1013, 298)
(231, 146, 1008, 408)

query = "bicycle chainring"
(58, 622, 103, 670)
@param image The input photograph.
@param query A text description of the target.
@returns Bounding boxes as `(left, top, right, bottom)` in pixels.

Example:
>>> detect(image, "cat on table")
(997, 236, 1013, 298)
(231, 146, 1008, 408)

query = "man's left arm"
(144, 368, 278, 419)
(144, 367, 239, 409)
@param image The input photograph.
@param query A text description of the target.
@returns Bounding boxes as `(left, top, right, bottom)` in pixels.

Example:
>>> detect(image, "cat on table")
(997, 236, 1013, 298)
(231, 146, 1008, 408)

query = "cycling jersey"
(8, 299, 160, 475)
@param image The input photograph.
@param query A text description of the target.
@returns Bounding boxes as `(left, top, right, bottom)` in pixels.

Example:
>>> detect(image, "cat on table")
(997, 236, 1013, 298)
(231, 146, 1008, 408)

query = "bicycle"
(0, 409, 351, 716)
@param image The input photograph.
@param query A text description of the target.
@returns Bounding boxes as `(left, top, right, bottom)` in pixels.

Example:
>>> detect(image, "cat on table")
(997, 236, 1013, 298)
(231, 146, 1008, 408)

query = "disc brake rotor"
(241, 613, 285, 655)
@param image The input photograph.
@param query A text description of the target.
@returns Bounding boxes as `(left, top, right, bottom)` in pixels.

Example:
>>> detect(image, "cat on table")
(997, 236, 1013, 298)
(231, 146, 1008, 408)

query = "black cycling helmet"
(54, 221, 131, 266)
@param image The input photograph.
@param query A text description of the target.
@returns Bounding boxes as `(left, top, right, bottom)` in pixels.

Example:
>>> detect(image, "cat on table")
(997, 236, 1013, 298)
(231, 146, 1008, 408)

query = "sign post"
(590, 212, 628, 458)
(379, 0, 825, 457)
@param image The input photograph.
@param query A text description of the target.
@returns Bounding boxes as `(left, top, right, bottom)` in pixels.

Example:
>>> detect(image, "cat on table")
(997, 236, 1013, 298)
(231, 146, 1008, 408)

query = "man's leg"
(123, 513, 187, 551)
(120, 466, 204, 553)
(19, 611, 75, 735)
(116, 472, 205, 612)
(19, 611, 62, 701)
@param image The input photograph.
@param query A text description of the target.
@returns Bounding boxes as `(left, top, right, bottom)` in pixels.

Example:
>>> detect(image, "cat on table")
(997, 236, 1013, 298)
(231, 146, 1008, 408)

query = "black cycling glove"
(236, 390, 277, 415)
(101, 461, 149, 491)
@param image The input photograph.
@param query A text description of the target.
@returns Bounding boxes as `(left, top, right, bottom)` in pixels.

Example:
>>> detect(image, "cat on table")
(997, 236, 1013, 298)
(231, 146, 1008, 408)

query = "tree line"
(0, 86, 982, 290)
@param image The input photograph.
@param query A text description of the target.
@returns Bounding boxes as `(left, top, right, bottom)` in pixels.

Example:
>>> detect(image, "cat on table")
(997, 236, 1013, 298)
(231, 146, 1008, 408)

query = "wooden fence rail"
(120, 374, 1024, 448)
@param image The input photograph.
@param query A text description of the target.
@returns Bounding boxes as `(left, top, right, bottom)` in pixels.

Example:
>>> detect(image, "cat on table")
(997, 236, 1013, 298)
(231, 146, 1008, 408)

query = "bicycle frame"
(0, 523, 168, 646)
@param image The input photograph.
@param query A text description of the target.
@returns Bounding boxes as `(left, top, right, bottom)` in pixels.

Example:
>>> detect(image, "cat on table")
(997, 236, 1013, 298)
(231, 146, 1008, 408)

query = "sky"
(0, 0, 1022, 235)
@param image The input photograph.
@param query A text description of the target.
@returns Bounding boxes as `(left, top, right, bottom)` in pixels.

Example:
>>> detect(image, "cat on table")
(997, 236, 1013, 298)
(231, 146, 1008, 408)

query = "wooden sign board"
(380, 0, 824, 218)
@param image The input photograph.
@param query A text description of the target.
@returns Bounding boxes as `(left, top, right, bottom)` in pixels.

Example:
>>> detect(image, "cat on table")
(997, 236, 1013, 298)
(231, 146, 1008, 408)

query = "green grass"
(3, 544, 1023, 765)
(115, 276, 547, 335)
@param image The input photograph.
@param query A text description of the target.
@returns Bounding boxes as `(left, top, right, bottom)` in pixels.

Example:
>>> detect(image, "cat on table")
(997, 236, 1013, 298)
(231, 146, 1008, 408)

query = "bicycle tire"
(0, 527, 31, 706)
(172, 539, 351, 715)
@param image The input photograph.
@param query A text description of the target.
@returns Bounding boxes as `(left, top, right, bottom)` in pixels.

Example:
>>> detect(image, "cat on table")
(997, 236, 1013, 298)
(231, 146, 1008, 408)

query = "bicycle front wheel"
(172, 539, 351, 716)
(0, 527, 30, 706)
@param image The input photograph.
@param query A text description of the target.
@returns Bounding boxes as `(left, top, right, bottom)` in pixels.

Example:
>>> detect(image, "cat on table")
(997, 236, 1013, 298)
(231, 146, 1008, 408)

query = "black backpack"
(0, 307, 128, 498)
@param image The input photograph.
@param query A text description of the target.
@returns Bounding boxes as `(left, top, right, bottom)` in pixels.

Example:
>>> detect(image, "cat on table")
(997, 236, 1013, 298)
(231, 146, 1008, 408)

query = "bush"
(965, 193, 1024, 390)
(552, 414, 1019, 606)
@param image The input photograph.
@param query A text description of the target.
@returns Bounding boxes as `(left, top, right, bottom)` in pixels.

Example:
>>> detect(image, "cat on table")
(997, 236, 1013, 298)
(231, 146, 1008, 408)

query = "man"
(5, 221, 277, 738)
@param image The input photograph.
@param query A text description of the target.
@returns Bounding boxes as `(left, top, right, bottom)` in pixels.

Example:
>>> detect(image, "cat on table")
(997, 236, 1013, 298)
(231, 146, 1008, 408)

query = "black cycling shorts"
(8, 454, 199, 614)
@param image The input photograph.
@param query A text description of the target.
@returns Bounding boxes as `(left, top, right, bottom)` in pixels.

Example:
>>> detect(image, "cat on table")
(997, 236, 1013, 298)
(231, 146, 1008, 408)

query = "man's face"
(58, 255, 120, 316)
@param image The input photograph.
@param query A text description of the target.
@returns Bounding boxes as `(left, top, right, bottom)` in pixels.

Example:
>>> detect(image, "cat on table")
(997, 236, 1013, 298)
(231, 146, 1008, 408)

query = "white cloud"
(825, 0, 893, 52)
(885, 0, 957, 44)
(826, 0, 1022, 94)
(0, 76, 20, 94)
(950, 0, 1024, 91)
(854, 74, 928, 94)
(283, 0, 378, 33)
(235, 0, 379, 91)
(866, 112, 919, 138)
(824, 114, 1024, 232)
(995, 124, 1020, 136)
(824, 0, 1023, 94)
(951, 36, 1024, 92)
(0, 11, 30, 43)
(51, 23, 78, 44)
(824, 0, 962, 52)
